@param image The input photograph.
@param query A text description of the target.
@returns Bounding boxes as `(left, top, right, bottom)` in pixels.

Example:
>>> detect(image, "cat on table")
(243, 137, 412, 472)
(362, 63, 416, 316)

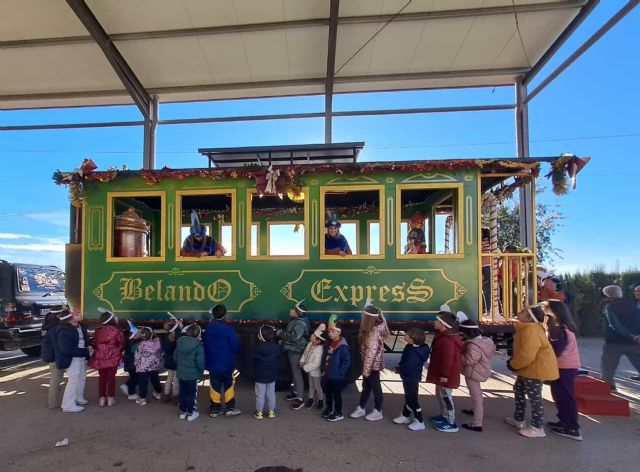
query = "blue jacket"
(55, 324, 90, 370)
(603, 300, 640, 344)
(41, 319, 59, 363)
(398, 343, 430, 383)
(322, 337, 351, 381)
(203, 320, 239, 374)
(254, 341, 280, 384)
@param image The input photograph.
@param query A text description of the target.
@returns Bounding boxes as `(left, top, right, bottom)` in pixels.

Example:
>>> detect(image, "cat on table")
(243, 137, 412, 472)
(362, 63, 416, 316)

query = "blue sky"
(1, 1, 638, 275)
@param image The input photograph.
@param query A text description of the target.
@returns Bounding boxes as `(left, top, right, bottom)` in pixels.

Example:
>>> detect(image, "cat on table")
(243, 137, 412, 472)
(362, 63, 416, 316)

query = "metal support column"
(325, 0, 340, 144)
(515, 76, 534, 250)
(143, 95, 159, 170)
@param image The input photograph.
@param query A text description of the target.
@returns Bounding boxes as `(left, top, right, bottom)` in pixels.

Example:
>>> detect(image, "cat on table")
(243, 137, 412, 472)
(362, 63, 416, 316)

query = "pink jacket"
(360, 320, 390, 377)
(557, 329, 581, 369)
(134, 338, 163, 372)
(462, 336, 496, 382)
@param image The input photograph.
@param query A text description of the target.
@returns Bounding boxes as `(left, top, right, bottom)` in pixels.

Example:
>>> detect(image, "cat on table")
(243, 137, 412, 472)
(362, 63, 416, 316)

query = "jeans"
(179, 379, 198, 414)
(359, 370, 383, 411)
(287, 351, 304, 399)
(61, 357, 87, 410)
(255, 381, 276, 413)
(401, 381, 423, 422)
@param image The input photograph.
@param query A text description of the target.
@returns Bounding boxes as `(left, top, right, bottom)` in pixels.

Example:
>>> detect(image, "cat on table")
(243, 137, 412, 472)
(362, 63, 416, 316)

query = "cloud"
(25, 210, 69, 228)
(0, 243, 65, 253)
(0, 233, 35, 240)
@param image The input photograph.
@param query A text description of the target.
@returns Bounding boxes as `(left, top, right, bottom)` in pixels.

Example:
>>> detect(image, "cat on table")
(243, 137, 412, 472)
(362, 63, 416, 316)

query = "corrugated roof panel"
(0, 0, 86, 41)
(87, 0, 196, 34)
(242, 30, 292, 81)
(285, 27, 329, 79)
(334, 23, 381, 76)
(197, 34, 253, 84)
(367, 22, 431, 75)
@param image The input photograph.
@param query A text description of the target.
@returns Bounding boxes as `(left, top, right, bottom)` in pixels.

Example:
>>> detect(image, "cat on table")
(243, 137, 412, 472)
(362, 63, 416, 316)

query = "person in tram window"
(324, 214, 352, 256)
(181, 210, 226, 257)
(404, 213, 426, 254)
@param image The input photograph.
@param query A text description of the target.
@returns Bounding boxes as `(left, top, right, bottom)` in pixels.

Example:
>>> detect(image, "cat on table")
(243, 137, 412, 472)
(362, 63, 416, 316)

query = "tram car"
(55, 143, 586, 365)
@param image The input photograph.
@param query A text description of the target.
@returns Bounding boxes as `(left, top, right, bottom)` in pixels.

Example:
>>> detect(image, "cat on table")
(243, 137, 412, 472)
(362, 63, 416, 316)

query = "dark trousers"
(138, 371, 162, 400)
(179, 379, 198, 414)
(549, 368, 579, 430)
(324, 378, 347, 415)
(125, 371, 138, 395)
(98, 367, 117, 397)
(210, 371, 235, 412)
(482, 266, 491, 311)
(601, 342, 640, 388)
(359, 370, 383, 410)
(401, 381, 423, 422)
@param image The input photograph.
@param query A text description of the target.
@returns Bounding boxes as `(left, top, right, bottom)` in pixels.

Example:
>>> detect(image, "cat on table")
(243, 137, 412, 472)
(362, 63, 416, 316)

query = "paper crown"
(456, 311, 468, 323)
(167, 312, 181, 332)
(127, 320, 139, 339)
(294, 299, 307, 314)
(97, 306, 116, 324)
(313, 323, 326, 341)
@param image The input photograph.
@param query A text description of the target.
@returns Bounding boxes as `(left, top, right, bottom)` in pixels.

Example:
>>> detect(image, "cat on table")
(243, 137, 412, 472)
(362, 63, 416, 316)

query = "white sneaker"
(179, 412, 188, 420)
(408, 420, 426, 431)
(128, 394, 140, 401)
(350, 406, 366, 419)
(75, 398, 89, 406)
(504, 417, 526, 430)
(62, 405, 85, 413)
(187, 411, 200, 421)
(152, 391, 162, 400)
(119, 384, 129, 396)
(365, 409, 384, 421)
(393, 415, 412, 425)
(518, 426, 546, 438)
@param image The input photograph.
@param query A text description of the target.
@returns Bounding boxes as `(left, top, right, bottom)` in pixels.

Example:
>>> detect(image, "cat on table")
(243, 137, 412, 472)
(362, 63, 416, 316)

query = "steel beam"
(325, 0, 340, 144)
(65, 0, 151, 119)
(515, 77, 534, 251)
(142, 95, 159, 170)
(1, 1, 586, 49)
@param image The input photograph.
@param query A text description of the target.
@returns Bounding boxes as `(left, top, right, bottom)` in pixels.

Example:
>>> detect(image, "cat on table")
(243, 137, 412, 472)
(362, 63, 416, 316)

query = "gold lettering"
(208, 279, 232, 302)
(379, 285, 391, 302)
(164, 285, 176, 302)
(391, 284, 406, 302)
(334, 286, 349, 303)
(193, 281, 205, 302)
(178, 286, 191, 302)
(407, 278, 433, 303)
(119, 278, 142, 302)
(311, 279, 332, 303)
(156, 280, 163, 301)
(144, 285, 155, 301)
(349, 286, 364, 307)
(365, 285, 378, 302)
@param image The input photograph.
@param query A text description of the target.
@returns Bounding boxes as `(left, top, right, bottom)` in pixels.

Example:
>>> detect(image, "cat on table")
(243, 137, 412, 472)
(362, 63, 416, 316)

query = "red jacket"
(426, 330, 463, 388)
(88, 325, 125, 370)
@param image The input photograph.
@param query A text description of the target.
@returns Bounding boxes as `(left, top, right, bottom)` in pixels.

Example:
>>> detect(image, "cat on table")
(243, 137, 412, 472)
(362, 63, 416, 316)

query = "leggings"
(138, 371, 162, 400)
(98, 367, 117, 397)
(514, 376, 544, 428)
(465, 378, 485, 427)
(359, 370, 383, 411)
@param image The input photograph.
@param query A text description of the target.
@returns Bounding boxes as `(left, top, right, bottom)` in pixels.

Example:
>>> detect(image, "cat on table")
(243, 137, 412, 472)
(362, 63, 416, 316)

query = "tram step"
(574, 376, 612, 396)
(575, 393, 630, 417)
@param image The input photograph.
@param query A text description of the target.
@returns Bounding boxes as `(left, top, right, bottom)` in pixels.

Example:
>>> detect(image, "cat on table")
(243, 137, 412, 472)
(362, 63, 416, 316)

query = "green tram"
(57, 143, 578, 358)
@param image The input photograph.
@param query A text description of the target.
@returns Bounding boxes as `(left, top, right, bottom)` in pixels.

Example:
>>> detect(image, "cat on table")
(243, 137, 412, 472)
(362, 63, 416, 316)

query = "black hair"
(406, 327, 426, 345)
(459, 320, 482, 339)
(98, 311, 117, 326)
(528, 306, 545, 323)
(211, 304, 227, 320)
(481, 227, 490, 239)
(185, 324, 201, 338)
(259, 325, 276, 343)
(546, 300, 577, 333)
(436, 311, 458, 330)
(139, 327, 154, 341)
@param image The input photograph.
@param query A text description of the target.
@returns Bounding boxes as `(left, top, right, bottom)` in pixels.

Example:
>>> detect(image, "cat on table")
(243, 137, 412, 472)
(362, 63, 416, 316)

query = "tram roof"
(2, 0, 594, 110)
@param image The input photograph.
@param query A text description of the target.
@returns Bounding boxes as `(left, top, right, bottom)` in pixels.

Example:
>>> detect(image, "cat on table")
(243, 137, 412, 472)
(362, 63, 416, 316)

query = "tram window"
(109, 193, 164, 260)
(321, 186, 383, 258)
(177, 191, 234, 259)
(248, 190, 307, 259)
(396, 185, 461, 257)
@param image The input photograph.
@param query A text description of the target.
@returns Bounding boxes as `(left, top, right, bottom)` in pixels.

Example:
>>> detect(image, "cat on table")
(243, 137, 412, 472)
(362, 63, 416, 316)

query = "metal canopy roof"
(199, 142, 364, 168)
(0, 0, 593, 110)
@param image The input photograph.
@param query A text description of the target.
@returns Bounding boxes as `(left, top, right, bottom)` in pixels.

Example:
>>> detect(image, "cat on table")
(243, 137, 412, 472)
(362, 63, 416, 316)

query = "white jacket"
(300, 342, 323, 378)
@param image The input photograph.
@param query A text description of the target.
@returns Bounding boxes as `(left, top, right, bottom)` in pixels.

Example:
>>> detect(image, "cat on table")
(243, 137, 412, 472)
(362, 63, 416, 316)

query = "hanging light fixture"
(287, 189, 305, 203)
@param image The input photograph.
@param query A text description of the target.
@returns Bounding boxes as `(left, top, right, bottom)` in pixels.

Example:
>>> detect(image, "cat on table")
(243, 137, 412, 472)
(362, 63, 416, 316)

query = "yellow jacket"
(510, 322, 559, 381)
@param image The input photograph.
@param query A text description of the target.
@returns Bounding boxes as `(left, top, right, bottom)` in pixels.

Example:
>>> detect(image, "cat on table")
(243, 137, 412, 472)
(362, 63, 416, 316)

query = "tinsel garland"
(548, 155, 572, 195)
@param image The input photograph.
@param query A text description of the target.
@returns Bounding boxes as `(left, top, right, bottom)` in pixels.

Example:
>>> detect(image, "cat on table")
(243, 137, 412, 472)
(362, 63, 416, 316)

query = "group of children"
(41, 297, 582, 440)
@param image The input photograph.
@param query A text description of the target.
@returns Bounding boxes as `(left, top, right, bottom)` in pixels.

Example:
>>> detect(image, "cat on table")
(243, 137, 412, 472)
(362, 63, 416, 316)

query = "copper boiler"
(114, 207, 150, 257)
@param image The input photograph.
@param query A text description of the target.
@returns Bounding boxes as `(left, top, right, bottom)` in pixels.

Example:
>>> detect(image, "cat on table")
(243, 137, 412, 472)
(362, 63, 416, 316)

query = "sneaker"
(393, 415, 412, 425)
(98, 397, 106, 407)
(504, 417, 526, 430)
(267, 410, 276, 419)
(326, 413, 344, 422)
(127, 394, 140, 401)
(152, 391, 162, 400)
(315, 400, 324, 410)
(462, 409, 474, 416)
(209, 410, 222, 418)
(349, 405, 366, 419)
(365, 409, 384, 421)
(179, 411, 188, 420)
(136, 398, 147, 406)
(434, 421, 459, 433)
(547, 420, 563, 428)
(290, 399, 305, 410)
(285, 393, 298, 401)
(254, 411, 264, 420)
(461, 423, 483, 432)
(305, 399, 315, 409)
(76, 398, 89, 406)
(225, 408, 242, 417)
(408, 420, 426, 431)
(429, 414, 447, 424)
(322, 409, 333, 419)
(62, 406, 85, 413)
(518, 426, 546, 438)
(107, 397, 116, 407)
(119, 384, 130, 396)
(550, 426, 582, 441)
(187, 411, 200, 422)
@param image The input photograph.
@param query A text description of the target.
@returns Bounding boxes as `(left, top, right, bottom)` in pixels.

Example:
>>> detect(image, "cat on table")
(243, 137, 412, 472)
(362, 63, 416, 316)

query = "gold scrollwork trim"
(402, 173, 457, 183)
(326, 175, 378, 185)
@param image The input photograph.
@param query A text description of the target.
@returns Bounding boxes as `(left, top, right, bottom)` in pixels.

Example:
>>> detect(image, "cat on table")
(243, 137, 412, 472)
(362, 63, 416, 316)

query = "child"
(161, 317, 182, 403)
(393, 327, 430, 431)
(545, 300, 582, 441)
(134, 326, 164, 406)
(426, 310, 463, 432)
(350, 302, 389, 421)
(321, 321, 351, 422)
(299, 324, 326, 410)
(459, 319, 496, 432)
(203, 304, 241, 417)
(120, 321, 140, 400)
(174, 324, 205, 421)
(254, 325, 280, 419)
(41, 306, 63, 409)
(88, 308, 125, 407)
(505, 305, 559, 438)
(56, 307, 92, 413)
(282, 301, 310, 410)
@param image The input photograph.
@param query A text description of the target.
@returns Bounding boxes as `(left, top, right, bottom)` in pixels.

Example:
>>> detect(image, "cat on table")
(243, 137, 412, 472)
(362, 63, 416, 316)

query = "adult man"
(539, 276, 567, 303)
(324, 215, 352, 256)
(181, 210, 226, 257)
(600, 285, 640, 389)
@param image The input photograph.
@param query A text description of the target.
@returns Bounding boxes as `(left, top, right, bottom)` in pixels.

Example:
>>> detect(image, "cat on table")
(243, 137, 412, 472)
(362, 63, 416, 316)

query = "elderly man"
(600, 285, 640, 389)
